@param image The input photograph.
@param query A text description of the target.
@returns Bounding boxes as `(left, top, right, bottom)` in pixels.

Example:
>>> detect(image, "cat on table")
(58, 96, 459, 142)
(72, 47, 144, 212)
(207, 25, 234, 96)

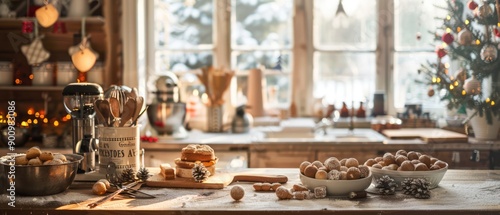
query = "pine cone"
(121, 168, 137, 183)
(375, 175, 398, 195)
(192, 163, 211, 183)
(136, 167, 150, 182)
(402, 178, 430, 199)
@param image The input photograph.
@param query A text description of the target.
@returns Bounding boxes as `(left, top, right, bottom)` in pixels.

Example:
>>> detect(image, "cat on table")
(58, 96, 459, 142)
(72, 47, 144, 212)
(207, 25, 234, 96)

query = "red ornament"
(494, 28, 500, 37)
(436, 47, 447, 58)
(442, 33, 454, 44)
(22, 21, 34, 34)
(467, 0, 478, 10)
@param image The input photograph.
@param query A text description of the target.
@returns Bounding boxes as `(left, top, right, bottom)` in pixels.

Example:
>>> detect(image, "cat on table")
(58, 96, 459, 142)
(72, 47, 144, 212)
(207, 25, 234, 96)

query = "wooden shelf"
(0, 86, 64, 91)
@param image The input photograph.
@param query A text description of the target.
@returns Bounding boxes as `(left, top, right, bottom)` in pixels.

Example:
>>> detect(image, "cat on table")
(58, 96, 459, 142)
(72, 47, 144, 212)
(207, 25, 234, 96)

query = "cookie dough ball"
(383, 153, 396, 166)
(399, 160, 415, 171)
(395, 155, 408, 166)
(419, 155, 432, 167)
(92, 181, 107, 195)
(98, 179, 111, 190)
(407, 151, 419, 160)
(311, 160, 324, 169)
(43, 159, 63, 165)
(253, 183, 263, 191)
(28, 157, 42, 166)
(327, 170, 342, 180)
(304, 164, 318, 178)
(271, 183, 281, 191)
(231, 185, 245, 201)
(364, 158, 377, 167)
(275, 186, 293, 200)
(430, 164, 441, 170)
(339, 171, 348, 180)
(15, 155, 29, 165)
(339, 166, 348, 172)
(396, 149, 408, 156)
(294, 191, 308, 200)
(26, 147, 41, 159)
(53, 153, 67, 162)
(324, 157, 341, 171)
(299, 161, 311, 174)
(339, 158, 347, 166)
(434, 160, 448, 168)
(39, 151, 54, 162)
(345, 158, 359, 168)
(430, 157, 438, 165)
(374, 157, 383, 163)
(415, 163, 429, 171)
(372, 163, 383, 169)
(411, 159, 421, 165)
(261, 183, 271, 191)
(292, 184, 309, 192)
(318, 166, 328, 172)
(388, 164, 399, 170)
(381, 166, 393, 171)
(315, 170, 328, 180)
(358, 165, 370, 178)
(346, 167, 361, 180)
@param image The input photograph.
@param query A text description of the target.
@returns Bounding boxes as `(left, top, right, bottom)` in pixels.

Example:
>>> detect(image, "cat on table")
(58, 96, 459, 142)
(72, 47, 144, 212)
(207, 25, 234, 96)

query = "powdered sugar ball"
(230, 185, 245, 201)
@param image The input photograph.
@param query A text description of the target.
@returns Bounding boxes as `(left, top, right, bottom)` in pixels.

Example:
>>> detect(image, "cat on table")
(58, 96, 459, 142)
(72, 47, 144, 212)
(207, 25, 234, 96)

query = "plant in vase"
(418, 0, 500, 140)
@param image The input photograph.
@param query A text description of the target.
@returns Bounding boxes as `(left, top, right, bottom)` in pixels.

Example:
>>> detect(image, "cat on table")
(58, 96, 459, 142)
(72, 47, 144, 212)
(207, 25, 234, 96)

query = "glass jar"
(32, 63, 54, 86)
(0, 62, 13, 86)
(56, 62, 77, 86)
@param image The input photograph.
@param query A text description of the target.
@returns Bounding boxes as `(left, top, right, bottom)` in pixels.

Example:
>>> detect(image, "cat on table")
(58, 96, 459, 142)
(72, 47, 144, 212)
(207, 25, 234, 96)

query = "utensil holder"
(97, 126, 140, 174)
(207, 105, 223, 132)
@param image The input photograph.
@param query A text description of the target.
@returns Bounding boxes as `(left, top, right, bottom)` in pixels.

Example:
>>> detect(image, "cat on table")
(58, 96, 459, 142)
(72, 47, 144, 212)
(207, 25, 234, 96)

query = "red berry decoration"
(442, 33, 454, 44)
(494, 28, 500, 37)
(467, 0, 478, 10)
(436, 48, 447, 58)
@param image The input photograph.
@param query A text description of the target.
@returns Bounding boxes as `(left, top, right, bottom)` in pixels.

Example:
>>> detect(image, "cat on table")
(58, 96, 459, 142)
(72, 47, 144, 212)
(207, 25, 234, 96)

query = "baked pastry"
(180, 144, 215, 161)
(15, 155, 29, 165)
(160, 163, 176, 180)
(174, 157, 218, 168)
(39, 151, 54, 162)
(26, 147, 41, 159)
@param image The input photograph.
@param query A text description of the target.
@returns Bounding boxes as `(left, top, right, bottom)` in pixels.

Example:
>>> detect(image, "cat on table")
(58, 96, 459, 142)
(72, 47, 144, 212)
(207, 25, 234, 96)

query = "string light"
(53, 120, 59, 127)
(486, 98, 491, 103)
(457, 27, 461, 32)
(454, 81, 459, 86)
(475, 39, 481, 45)
(436, 77, 441, 83)
(446, 15, 451, 20)
(449, 85, 454, 90)
(492, 101, 496, 106)
(446, 28, 452, 33)
(465, 19, 470, 25)
(43, 118, 48, 123)
(33, 119, 38, 124)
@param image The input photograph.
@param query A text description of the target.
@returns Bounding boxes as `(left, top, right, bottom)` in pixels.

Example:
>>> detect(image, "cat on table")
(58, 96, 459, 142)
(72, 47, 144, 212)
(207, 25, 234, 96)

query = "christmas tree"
(419, 0, 500, 124)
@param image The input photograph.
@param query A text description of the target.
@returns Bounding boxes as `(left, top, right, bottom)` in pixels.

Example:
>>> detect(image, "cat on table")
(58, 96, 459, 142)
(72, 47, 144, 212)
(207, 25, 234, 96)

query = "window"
(142, 0, 450, 118)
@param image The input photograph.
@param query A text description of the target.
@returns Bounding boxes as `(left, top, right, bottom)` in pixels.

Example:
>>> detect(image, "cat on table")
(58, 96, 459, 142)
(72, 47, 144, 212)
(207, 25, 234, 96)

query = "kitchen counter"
(1, 168, 500, 214)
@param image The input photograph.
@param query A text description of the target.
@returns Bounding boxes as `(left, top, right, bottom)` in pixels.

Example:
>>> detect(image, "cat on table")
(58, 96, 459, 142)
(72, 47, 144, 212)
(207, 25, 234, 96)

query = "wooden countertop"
(1, 168, 500, 214)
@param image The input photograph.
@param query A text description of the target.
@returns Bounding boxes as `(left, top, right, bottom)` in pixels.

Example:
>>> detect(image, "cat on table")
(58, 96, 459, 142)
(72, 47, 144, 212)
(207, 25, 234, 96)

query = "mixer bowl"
(147, 102, 187, 135)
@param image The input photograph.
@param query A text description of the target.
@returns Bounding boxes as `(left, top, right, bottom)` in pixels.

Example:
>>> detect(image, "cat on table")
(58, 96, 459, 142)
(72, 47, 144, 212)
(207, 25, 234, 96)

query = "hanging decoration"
(463, 75, 482, 95)
(35, 0, 59, 28)
(21, 21, 50, 65)
(71, 18, 97, 72)
(467, 0, 478, 10)
(442, 32, 454, 44)
(457, 29, 473, 45)
(480, 44, 498, 63)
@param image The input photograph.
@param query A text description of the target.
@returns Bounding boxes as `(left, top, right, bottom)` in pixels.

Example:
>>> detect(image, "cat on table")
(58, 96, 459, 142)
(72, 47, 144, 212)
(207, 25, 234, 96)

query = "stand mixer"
(147, 74, 188, 139)
(62, 83, 103, 173)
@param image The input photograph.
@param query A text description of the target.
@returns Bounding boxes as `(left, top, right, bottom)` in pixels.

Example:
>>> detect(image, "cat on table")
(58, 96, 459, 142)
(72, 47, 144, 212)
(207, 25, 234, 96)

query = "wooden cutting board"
(145, 169, 288, 189)
(382, 128, 468, 143)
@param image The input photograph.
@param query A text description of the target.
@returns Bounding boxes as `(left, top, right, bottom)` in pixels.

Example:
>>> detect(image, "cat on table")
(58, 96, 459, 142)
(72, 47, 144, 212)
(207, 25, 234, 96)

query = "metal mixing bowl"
(0, 154, 83, 196)
(147, 102, 187, 135)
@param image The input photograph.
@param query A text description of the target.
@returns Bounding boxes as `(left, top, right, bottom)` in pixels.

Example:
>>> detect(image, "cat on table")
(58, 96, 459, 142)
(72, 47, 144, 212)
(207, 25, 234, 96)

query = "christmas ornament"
(416, 32, 422, 40)
(463, 75, 481, 95)
(136, 167, 150, 182)
(428, 88, 435, 97)
(71, 38, 97, 72)
(436, 47, 447, 58)
(68, 38, 99, 59)
(494, 28, 500, 37)
(402, 178, 431, 199)
(456, 69, 467, 83)
(192, 162, 211, 182)
(22, 21, 34, 34)
(467, 0, 478, 10)
(477, 4, 493, 19)
(120, 167, 137, 183)
(21, 37, 50, 66)
(374, 175, 398, 195)
(480, 44, 497, 63)
(35, 0, 59, 28)
(457, 29, 473, 45)
(442, 32, 454, 44)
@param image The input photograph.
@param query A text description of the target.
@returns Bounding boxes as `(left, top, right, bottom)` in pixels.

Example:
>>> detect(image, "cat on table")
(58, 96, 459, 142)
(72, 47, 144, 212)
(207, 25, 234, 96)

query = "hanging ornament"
(35, 0, 59, 28)
(416, 32, 422, 40)
(71, 18, 97, 72)
(467, 0, 478, 10)
(22, 21, 34, 34)
(457, 29, 473, 45)
(436, 47, 447, 58)
(442, 32, 454, 44)
(480, 44, 497, 63)
(428, 87, 435, 97)
(456, 68, 467, 83)
(68, 37, 99, 60)
(463, 75, 481, 95)
(21, 37, 50, 66)
(494, 28, 500, 37)
(477, 4, 493, 19)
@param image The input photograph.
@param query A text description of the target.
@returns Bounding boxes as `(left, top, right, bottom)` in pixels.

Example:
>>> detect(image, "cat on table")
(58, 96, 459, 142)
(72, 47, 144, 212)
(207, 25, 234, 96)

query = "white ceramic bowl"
(369, 164, 448, 190)
(299, 172, 373, 196)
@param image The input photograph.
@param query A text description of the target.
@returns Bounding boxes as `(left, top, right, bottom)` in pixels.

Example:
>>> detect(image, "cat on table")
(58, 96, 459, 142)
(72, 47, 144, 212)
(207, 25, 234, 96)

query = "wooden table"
(1, 169, 500, 215)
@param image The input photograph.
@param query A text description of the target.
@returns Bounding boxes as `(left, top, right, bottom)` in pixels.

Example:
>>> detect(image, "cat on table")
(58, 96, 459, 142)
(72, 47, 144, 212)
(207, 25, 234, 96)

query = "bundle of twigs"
(197, 66, 234, 106)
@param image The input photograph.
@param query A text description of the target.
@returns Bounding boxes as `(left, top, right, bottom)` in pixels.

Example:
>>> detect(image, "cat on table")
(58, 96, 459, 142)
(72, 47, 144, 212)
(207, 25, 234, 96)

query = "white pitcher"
(63, 0, 101, 18)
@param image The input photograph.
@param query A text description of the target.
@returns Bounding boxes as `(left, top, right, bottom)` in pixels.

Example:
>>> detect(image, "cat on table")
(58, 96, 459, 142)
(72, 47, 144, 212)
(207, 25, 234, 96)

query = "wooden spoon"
(132, 96, 144, 125)
(94, 100, 110, 127)
(109, 97, 121, 127)
(119, 99, 136, 127)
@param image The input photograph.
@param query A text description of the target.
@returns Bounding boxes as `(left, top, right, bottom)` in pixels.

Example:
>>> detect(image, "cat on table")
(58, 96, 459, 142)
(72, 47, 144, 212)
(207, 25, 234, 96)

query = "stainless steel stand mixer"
(147, 73, 188, 139)
(62, 83, 103, 173)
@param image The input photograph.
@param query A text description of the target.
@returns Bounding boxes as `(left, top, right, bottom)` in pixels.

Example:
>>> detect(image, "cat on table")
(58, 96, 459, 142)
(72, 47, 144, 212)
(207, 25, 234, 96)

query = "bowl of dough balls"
(299, 157, 372, 196)
(365, 150, 448, 189)
(0, 147, 83, 196)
